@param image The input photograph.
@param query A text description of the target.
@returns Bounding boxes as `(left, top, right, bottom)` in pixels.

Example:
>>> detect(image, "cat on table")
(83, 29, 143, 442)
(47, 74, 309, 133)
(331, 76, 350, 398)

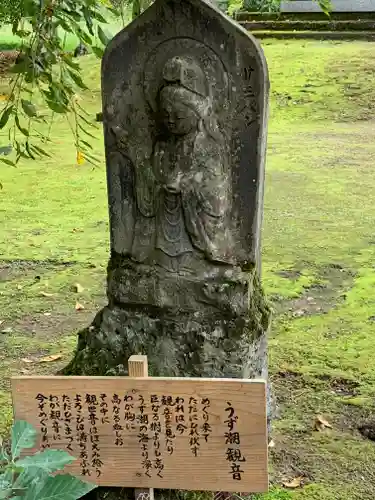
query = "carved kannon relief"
(109, 39, 237, 275)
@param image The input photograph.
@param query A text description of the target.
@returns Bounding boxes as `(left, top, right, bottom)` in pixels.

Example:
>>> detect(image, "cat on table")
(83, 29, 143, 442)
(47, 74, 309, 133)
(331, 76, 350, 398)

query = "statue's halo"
(143, 37, 230, 115)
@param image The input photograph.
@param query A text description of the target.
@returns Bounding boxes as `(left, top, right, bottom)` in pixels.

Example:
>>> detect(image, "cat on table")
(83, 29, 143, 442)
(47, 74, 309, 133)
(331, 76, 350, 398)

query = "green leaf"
(0, 444, 9, 461)
(0, 472, 12, 495)
(25, 142, 35, 160)
(91, 46, 104, 58)
(0, 469, 13, 482)
(23, 474, 96, 500)
(314, 0, 332, 15)
(11, 421, 36, 459)
(15, 115, 29, 137)
(80, 140, 93, 150)
(16, 449, 75, 474)
(76, 102, 90, 116)
(30, 144, 51, 158)
(61, 54, 80, 71)
(45, 100, 68, 114)
(108, 6, 121, 17)
(76, 29, 92, 46)
(78, 112, 94, 125)
(0, 158, 16, 167)
(21, 99, 37, 118)
(55, 15, 73, 33)
(83, 7, 94, 35)
(0, 469, 15, 498)
(78, 123, 96, 139)
(91, 10, 108, 23)
(0, 107, 13, 130)
(13, 466, 49, 499)
(98, 25, 112, 46)
(11, 19, 19, 36)
(82, 150, 100, 163)
(61, 9, 82, 21)
(0, 488, 13, 500)
(67, 70, 88, 90)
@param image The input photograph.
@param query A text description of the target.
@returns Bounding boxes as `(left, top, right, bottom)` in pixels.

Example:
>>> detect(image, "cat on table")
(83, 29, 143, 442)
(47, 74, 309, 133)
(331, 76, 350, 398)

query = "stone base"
(64, 268, 270, 382)
(64, 301, 269, 377)
(63, 265, 270, 500)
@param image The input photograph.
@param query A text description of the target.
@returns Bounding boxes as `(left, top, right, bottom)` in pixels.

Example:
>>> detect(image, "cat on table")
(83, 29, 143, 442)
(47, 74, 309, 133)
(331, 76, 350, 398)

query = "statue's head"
(157, 55, 211, 136)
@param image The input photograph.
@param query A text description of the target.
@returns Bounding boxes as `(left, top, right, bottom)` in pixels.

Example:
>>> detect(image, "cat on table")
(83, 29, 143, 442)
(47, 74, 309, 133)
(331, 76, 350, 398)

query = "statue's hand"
(165, 171, 183, 194)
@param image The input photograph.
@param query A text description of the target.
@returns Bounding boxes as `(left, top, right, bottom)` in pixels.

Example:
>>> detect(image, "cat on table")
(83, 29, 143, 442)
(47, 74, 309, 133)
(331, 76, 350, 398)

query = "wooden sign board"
(11, 375, 268, 492)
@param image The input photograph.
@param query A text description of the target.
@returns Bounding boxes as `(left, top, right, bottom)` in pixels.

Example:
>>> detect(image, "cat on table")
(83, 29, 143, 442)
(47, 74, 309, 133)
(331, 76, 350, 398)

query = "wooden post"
(128, 355, 154, 500)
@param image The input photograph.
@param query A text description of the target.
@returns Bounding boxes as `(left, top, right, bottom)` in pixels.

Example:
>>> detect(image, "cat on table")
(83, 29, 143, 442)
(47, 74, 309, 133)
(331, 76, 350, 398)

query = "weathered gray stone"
(64, 1, 270, 498)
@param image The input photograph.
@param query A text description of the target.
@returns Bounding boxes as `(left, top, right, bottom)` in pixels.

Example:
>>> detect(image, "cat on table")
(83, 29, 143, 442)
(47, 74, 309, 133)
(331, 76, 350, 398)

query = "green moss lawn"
(1, 36, 375, 499)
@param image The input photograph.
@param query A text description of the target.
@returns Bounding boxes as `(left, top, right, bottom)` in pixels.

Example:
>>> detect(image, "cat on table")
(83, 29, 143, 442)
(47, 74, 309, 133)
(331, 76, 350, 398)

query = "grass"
(262, 40, 375, 500)
(1, 34, 375, 499)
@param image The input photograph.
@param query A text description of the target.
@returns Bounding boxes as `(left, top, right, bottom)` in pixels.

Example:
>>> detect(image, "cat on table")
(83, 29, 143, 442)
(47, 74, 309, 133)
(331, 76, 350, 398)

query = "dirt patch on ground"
(13, 308, 100, 337)
(275, 269, 302, 280)
(270, 370, 375, 496)
(272, 262, 356, 317)
(270, 442, 313, 485)
(0, 258, 107, 388)
(326, 377, 360, 398)
(0, 259, 77, 281)
(273, 371, 369, 431)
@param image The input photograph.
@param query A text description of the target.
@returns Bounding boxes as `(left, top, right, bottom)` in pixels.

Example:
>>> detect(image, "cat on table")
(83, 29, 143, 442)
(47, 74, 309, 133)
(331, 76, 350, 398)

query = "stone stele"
(64, 1, 271, 497)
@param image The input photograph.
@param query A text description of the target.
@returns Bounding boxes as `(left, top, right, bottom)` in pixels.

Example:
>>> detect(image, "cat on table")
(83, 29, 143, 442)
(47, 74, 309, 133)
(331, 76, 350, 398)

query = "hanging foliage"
(0, 0, 119, 166)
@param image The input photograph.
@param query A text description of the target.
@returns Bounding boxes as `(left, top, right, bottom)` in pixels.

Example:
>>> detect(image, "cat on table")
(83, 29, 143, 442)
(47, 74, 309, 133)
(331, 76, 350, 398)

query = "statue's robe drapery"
(115, 128, 233, 270)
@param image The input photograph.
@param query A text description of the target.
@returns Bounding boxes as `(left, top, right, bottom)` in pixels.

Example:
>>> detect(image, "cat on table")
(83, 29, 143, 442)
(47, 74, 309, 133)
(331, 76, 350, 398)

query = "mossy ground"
(1, 37, 375, 499)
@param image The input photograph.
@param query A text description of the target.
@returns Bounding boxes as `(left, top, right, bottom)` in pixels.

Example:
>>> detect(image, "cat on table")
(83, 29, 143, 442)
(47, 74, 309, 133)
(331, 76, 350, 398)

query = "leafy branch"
(0, 0, 116, 167)
(0, 420, 96, 499)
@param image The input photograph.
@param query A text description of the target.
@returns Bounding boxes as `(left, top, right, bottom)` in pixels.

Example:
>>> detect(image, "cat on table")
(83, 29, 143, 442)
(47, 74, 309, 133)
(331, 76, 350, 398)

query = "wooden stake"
(128, 355, 149, 378)
(128, 355, 154, 500)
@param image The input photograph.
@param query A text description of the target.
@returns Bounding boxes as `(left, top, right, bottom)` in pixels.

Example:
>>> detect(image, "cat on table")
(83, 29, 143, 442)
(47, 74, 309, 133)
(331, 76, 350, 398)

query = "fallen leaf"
(75, 302, 85, 311)
(40, 291, 54, 297)
(21, 358, 35, 364)
(77, 151, 85, 165)
(74, 283, 84, 293)
(39, 354, 62, 363)
(282, 476, 304, 489)
(268, 439, 275, 448)
(315, 415, 332, 432)
(20, 368, 30, 374)
(1, 327, 13, 334)
(44, 312, 52, 317)
(0, 320, 3, 326)
(17, 285, 23, 290)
